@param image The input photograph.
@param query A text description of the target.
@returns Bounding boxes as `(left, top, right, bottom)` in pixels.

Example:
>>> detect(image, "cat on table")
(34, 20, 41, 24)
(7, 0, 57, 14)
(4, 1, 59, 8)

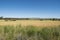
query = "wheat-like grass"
(0, 20, 60, 27)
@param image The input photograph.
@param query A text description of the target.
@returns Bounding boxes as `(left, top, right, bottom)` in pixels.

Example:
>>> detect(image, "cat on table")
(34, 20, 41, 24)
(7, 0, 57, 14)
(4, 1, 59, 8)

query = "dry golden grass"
(0, 20, 60, 27)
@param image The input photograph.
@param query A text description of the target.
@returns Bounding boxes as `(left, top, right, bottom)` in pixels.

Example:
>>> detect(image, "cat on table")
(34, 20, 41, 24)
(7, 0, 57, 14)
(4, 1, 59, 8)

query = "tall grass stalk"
(0, 25, 60, 40)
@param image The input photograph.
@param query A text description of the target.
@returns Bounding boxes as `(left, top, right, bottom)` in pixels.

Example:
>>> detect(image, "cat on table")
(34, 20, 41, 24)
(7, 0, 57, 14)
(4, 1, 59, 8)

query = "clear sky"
(0, 0, 60, 18)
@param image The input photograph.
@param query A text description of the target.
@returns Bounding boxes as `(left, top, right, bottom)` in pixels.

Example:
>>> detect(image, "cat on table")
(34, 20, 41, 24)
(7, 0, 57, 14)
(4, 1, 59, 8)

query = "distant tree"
(52, 18, 56, 21)
(0, 16, 3, 19)
(25, 18, 29, 20)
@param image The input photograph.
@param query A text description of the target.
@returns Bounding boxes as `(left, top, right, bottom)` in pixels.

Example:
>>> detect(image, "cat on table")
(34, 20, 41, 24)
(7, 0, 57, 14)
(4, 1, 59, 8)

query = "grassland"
(0, 20, 60, 40)
(0, 20, 60, 27)
(0, 25, 60, 40)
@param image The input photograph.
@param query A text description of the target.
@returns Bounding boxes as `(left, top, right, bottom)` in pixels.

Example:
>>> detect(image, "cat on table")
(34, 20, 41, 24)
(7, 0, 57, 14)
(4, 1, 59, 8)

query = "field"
(0, 20, 60, 27)
(0, 20, 60, 40)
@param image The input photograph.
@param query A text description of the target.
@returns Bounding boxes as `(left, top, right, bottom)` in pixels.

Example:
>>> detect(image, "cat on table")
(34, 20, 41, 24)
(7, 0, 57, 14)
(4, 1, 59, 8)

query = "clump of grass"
(0, 25, 60, 40)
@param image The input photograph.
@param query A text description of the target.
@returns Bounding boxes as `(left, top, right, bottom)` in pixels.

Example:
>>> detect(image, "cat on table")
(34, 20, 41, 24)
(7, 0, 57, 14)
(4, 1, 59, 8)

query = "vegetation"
(0, 16, 3, 20)
(0, 17, 60, 40)
(0, 20, 60, 27)
(0, 25, 60, 40)
(0, 16, 60, 21)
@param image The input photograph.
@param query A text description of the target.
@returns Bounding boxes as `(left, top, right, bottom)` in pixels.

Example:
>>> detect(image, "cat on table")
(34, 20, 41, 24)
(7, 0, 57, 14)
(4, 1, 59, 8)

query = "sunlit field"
(0, 20, 60, 27)
(0, 20, 60, 40)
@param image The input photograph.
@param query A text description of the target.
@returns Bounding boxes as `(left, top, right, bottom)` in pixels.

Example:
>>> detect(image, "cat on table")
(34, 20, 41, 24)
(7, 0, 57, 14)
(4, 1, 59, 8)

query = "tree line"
(0, 16, 60, 21)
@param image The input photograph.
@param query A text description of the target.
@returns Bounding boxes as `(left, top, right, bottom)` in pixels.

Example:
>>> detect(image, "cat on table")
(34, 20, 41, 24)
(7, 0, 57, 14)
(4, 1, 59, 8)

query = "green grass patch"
(0, 25, 60, 40)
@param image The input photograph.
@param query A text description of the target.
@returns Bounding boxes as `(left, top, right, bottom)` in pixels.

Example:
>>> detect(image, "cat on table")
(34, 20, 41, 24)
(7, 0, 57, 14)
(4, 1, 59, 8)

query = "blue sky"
(0, 0, 60, 18)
